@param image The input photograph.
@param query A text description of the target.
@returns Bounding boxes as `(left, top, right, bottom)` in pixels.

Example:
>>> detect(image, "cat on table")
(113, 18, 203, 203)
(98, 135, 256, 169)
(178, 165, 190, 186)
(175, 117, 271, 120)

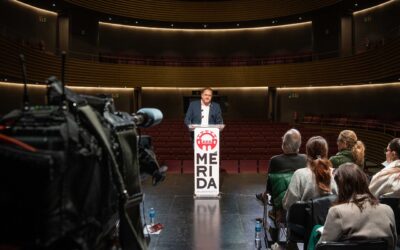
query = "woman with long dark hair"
(319, 163, 397, 249)
(283, 136, 337, 210)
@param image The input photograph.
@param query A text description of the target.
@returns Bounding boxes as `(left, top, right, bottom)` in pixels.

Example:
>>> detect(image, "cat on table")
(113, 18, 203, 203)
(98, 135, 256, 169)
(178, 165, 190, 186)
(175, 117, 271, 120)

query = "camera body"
(0, 80, 151, 250)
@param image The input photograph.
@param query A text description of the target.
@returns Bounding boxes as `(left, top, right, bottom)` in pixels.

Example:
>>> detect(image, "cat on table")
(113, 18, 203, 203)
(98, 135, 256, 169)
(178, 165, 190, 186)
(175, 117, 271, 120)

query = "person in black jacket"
(256, 128, 307, 207)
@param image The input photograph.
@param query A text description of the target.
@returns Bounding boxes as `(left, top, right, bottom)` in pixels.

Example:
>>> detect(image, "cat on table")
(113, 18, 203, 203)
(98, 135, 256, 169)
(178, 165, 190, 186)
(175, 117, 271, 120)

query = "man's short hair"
(201, 87, 213, 94)
(282, 129, 301, 154)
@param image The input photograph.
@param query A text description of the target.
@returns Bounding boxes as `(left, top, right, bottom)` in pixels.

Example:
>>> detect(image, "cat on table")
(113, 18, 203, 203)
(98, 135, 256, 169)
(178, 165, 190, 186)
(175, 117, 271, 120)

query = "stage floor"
(141, 173, 267, 250)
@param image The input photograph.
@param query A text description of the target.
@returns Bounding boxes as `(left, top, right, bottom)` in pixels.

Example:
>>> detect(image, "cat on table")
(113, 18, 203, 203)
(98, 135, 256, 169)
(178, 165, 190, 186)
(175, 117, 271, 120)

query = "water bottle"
(255, 220, 261, 249)
(149, 207, 156, 226)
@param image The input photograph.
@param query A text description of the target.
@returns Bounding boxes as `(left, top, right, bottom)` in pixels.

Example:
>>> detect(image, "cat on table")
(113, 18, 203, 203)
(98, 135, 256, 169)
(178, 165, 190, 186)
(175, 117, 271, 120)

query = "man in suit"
(184, 87, 223, 126)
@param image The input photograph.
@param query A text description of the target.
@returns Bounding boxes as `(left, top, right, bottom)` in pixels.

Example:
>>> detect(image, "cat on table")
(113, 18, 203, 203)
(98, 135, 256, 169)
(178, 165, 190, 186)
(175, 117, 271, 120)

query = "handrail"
(301, 116, 400, 136)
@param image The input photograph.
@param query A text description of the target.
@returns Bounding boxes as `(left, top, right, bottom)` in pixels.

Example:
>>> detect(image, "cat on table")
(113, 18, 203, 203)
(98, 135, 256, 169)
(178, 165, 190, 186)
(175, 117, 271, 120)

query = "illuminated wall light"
(135, 21, 138, 24)
(99, 21, 312, 33)
(278, 82, 400, 91)
(52, 3, 56, 7)
(108, 17, 112, 21)
(353, 0, 396, 15)
(142, 86, 268, 91)
(298, 17, 302, 20)
(0, 81, 46, 89)
(68, 85, 134, 91)
(12, 0, 57, 15)
(0, 82, 136, 92)
(203, 24, 207, 28)
(236, 23, 240, 27)
(171, 24, 174, 27)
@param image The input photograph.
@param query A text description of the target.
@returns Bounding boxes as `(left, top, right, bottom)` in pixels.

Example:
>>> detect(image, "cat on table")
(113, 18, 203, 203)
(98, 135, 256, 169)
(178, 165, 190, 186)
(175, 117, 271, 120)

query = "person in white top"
(382, 138, 400, 169)
(369, 138, 400, 198)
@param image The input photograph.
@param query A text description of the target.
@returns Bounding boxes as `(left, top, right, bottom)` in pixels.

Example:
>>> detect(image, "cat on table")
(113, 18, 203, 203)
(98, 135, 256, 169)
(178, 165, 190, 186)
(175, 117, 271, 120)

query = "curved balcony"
(1, 34, 399, 87)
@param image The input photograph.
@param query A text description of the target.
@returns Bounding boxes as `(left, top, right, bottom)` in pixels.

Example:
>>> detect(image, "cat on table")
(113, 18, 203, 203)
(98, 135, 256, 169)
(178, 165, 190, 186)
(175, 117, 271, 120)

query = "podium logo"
(196, 130, 218, 151)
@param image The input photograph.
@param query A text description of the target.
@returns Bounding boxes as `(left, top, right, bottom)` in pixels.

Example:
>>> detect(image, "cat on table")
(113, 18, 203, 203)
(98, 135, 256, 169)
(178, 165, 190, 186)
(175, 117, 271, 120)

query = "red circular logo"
(196, 130, 218, 151)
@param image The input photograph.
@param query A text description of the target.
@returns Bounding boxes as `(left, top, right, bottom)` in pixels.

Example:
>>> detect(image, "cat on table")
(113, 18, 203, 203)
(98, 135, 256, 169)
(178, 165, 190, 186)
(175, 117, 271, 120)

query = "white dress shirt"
(201, 104, 210, 125)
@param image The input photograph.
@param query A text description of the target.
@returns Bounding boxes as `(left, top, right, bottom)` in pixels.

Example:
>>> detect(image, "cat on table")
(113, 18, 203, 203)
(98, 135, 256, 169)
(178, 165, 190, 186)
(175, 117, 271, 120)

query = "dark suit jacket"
(184, 100, 223, 126)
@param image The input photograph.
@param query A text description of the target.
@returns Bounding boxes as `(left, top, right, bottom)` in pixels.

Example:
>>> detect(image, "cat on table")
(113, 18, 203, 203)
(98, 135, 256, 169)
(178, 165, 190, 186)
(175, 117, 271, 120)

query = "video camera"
(0, 54, 161, 250)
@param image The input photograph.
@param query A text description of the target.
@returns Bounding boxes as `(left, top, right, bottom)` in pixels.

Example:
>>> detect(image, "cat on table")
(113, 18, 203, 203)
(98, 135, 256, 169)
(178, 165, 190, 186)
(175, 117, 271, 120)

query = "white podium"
(189, 124, 225, 198)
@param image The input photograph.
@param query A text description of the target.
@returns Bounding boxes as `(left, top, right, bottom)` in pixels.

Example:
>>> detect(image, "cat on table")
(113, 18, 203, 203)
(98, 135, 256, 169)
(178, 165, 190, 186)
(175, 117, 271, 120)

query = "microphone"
(19, 54, 29, 111)
(133, 108, 163, 128)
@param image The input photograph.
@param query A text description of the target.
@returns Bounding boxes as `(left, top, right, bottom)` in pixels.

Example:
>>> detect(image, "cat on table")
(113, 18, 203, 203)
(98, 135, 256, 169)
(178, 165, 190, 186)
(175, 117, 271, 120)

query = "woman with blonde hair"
(283, 136, 337, 210)
(329, 130, 365, 168)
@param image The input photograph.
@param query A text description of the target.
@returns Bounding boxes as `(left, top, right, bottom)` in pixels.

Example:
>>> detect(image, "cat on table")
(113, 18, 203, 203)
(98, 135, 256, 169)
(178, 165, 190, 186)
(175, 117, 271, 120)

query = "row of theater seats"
(2, 34, 400, 88)
(142, 120, 338, 174)
(275, 194, 397, 249)
(99, 52, 313, 66)
(302, 115, 400, 136)
(163, 159, 269, 174)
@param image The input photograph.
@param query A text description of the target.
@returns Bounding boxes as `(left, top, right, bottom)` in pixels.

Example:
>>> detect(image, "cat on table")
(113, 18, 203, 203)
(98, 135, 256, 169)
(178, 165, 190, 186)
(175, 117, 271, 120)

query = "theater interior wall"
(1, 82, 399, 124)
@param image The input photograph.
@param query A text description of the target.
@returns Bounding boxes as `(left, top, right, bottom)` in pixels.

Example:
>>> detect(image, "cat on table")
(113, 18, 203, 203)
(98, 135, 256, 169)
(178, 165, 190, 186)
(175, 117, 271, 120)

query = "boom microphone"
(19, 54, 29, 111)
(133, 108, 163, 128)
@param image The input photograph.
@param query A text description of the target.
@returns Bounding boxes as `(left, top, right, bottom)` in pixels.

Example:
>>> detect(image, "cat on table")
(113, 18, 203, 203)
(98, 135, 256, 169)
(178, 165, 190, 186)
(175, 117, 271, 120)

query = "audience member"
(319, 163, 397, 250)
(369, 138, 400, 198)
(381, 138, 400, 168)
(329, 130, 365, 168)
(283, 136, 337, 210)
(255, 129, 307, 220)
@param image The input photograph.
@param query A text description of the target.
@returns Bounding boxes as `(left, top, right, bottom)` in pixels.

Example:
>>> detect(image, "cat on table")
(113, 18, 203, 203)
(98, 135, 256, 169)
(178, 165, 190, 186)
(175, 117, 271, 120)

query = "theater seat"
(258, 160, 269, 173)
(287, 195, 336, 248)
(220, 160, 239, 173)
(239, 160, 258, 173)
(164, 160, 182, 174)
(315, 239, 387, 250)
(379, 197, 400, 247)
(379, 197, 400, 231)
(182, 160, 194, 173)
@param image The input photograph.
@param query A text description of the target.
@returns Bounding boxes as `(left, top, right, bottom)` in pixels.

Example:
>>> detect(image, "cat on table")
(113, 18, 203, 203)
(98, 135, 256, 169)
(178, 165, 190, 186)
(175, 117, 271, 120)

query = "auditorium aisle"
(141, 173, 267, 250)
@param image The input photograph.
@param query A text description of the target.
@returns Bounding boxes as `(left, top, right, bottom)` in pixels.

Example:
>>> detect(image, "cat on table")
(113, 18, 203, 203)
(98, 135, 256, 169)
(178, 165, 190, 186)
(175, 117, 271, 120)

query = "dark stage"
(142, 173, 267, 250)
